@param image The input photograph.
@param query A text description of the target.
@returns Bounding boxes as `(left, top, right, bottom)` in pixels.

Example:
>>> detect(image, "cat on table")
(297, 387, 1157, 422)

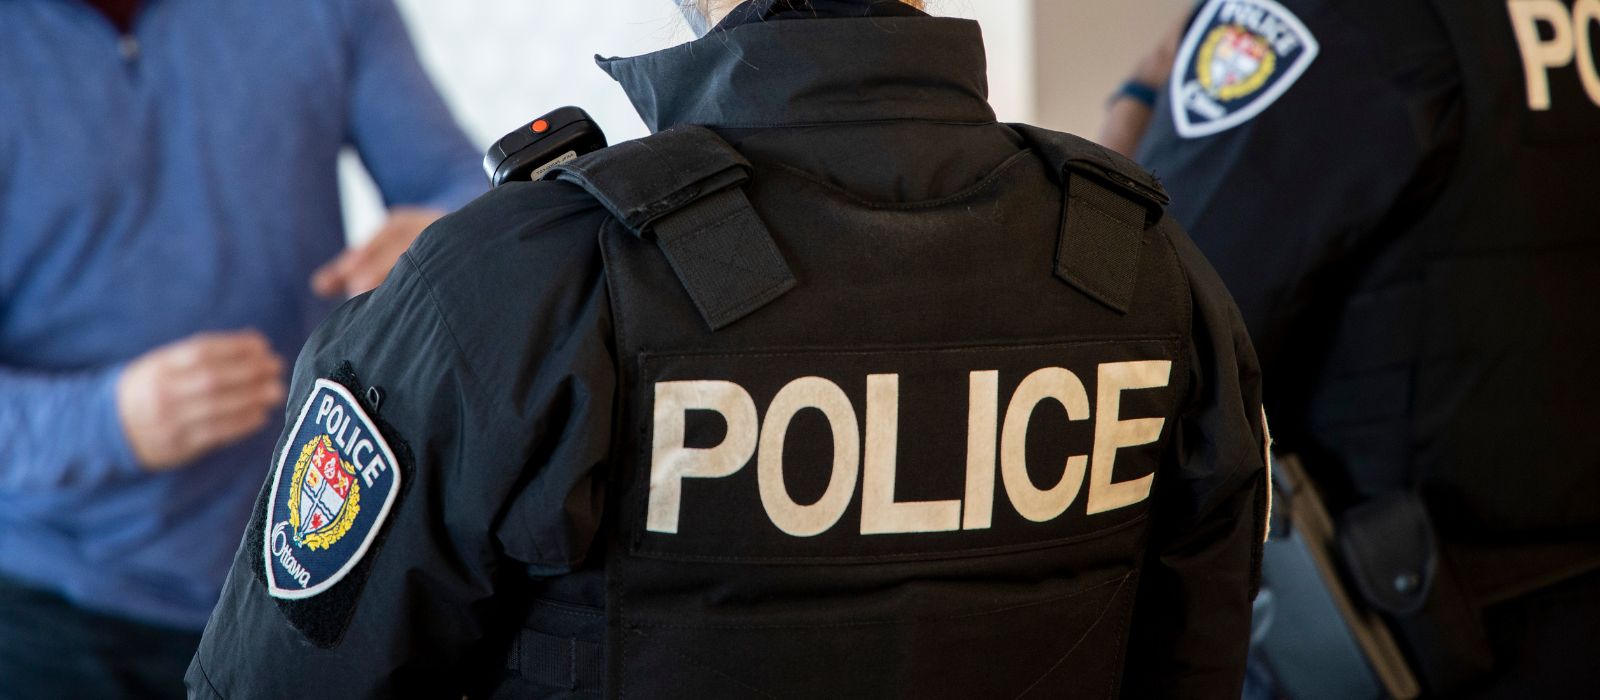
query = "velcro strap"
(653, 187, 797, 330)
(549, 126, 751, 233)
(1056, 173, 1147, 314)
(508, 629, 604, 693)
(548, 125, 796, 330)
(1007, 123, 1170, 206)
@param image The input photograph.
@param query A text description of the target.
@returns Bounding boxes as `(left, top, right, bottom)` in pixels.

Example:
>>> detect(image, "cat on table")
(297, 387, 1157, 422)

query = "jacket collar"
(597, 16, 996, 132)
(714, 0, 927, 30)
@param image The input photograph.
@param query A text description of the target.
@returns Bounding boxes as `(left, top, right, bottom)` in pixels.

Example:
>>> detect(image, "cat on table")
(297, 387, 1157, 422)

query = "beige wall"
(1032, 0, 1194, 136)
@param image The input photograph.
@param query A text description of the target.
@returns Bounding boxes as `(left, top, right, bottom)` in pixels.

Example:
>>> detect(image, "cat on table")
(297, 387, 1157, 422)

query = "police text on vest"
(1508, 0, 1600, 109)
(646, 361, 1172, 536)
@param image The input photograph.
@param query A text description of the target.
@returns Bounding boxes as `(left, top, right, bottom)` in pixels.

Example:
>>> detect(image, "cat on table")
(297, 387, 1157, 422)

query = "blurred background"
(10, 0, 1598, 696)
(340, 0, 1190, 242)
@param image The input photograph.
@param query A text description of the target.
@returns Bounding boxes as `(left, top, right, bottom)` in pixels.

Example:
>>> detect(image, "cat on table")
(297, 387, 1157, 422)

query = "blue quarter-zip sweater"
(0, 0, 483, 629)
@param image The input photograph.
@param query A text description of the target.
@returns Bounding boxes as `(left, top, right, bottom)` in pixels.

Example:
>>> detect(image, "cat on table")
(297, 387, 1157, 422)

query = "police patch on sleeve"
(263, 378, 401, 599)
(1171, 0, 1319, 138)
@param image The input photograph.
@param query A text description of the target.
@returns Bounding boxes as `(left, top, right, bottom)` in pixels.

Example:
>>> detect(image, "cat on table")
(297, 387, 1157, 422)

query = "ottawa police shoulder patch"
(263, 378, 401, 599)
(1170, 0, 1319, 138)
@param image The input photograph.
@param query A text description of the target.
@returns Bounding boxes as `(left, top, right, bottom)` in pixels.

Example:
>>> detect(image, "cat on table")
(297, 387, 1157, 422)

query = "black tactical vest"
(1252, 2, 1600, 691)
(498, 124, 1199, 698)
(1306, 0, 1600, 542)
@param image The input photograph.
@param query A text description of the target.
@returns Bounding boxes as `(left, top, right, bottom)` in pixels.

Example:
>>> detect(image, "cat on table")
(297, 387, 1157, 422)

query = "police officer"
(1133, 0, 1600, 695)
(187, 1, 1270, 697)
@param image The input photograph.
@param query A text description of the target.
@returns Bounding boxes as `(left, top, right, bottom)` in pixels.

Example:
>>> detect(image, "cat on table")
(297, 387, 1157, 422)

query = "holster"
(1336, 493, 1494, 694)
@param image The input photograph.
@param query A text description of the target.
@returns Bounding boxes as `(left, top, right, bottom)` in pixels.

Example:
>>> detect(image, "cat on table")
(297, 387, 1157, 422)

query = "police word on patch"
(263, 378, 401, 599)
(1171, 0, 1319, 138)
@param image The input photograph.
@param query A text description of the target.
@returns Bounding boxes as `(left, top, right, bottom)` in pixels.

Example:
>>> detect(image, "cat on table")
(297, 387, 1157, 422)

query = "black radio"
(482, 106, 608, 188)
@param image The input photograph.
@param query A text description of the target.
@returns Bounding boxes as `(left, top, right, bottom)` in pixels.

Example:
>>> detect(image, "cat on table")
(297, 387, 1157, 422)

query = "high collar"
(714, 0, 927, 31)
(597, 16, 995, 132)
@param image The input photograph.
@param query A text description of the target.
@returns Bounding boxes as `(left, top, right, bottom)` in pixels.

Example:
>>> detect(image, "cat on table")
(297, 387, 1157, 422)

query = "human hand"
(117, 330, 287, 472)
(311, 207, 445, 298)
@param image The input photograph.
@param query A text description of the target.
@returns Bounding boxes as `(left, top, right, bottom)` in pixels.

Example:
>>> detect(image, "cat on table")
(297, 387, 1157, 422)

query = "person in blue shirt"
(0, 0, 483, 696)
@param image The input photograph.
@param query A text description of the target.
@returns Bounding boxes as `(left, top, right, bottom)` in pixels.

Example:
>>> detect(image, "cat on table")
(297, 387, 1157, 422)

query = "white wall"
(940, 0, 1035, 124)
(340, 0, 1179, 242)
(340, 0, 696, 241)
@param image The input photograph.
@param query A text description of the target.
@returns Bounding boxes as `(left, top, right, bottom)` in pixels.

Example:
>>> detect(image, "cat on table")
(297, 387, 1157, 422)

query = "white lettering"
(324, 404, 343, 431)
(1000, 367, 1091, 523)
(1575, 0, 1600, 104)
(1217, 1, 1301, 54)
(1510, 0, 1581, 109)
(333, 413, 354, 449)
(861, 374, 961, 535)
(646, 381, 759, 534)
(758, 377, 859, 537)
(1183, 82, 1228, 119)
(360, 451, 385, 488)
(316, 395, 334, 426)
(271, 522, 313, 588)
(350, 439, 374, 472)
(962, 370, 1000, 530)
(324, 404, 346, 435)
(644, 361, 1173, 539)
(1087, 361, 1172, 515)
(344, 424, 364, 457)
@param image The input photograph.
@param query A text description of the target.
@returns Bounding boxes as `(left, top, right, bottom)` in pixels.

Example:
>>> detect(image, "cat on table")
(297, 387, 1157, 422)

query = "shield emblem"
(282, 434, 363, 551)
(297, 440, 355, 540)
(1205, 26, 1272, 100)
(265, 378, 399, 599)
(1170, 0, 1319, 138)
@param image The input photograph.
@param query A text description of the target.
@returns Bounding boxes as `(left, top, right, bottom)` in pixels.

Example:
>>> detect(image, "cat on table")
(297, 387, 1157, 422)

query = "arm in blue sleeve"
(0, 365, 139, 492)
(339, 0, 485, 213)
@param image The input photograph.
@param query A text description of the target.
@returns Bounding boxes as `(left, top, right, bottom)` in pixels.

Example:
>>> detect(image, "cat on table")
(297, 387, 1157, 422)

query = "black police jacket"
(1139, 0, 1600, 576)
(188, 9, 1269, 699)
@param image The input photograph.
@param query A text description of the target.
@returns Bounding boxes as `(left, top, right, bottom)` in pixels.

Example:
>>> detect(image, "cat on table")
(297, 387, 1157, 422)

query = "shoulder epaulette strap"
(543, 125, 796, 331)
(1008, 124, 1169, 314)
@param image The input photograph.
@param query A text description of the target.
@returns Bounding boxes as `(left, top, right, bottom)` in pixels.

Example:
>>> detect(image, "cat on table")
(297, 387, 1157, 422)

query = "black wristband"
(1111, 80, 1159, 109)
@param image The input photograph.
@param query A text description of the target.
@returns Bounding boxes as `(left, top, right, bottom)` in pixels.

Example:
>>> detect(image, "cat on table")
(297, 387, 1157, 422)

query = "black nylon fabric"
(1141, 0, 1600, 539)
(714, 0, 926, 31)
(1410, 0, 1600, 539)
(1138, 0, 1600, 694)
(1058, 173, 1150, 314)
(586, 93, 1264, 697)
(547, 126, 753, 233)
(549, 126, 797, 330)
(240, 361, 415, 650)
(187, 12, 1268, 700)
(599, 140, 1185, 699)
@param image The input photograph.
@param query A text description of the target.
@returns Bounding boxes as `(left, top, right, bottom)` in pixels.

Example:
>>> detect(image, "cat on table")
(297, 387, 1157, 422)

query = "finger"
(185, 404, 276, 457)
(340, 238, 383, 274)
(165, 330, 272, 370)
(311, 267, 343, 298)
(166, 341, 278, 385)
(174, 373, 285, 427)
(166, 350, 283, 405)
(311, 256, 353, 297)
(342, 265, 393, 297)
(313, 244, 374, 297)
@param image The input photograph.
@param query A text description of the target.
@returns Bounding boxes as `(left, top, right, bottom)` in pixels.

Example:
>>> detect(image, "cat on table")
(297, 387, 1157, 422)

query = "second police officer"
(1132, 0, 1600, 696)
(188, 1, 1271, 696)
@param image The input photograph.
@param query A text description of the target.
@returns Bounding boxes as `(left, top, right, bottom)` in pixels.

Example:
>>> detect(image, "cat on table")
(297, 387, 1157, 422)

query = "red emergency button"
(531, 119, 550, 134)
